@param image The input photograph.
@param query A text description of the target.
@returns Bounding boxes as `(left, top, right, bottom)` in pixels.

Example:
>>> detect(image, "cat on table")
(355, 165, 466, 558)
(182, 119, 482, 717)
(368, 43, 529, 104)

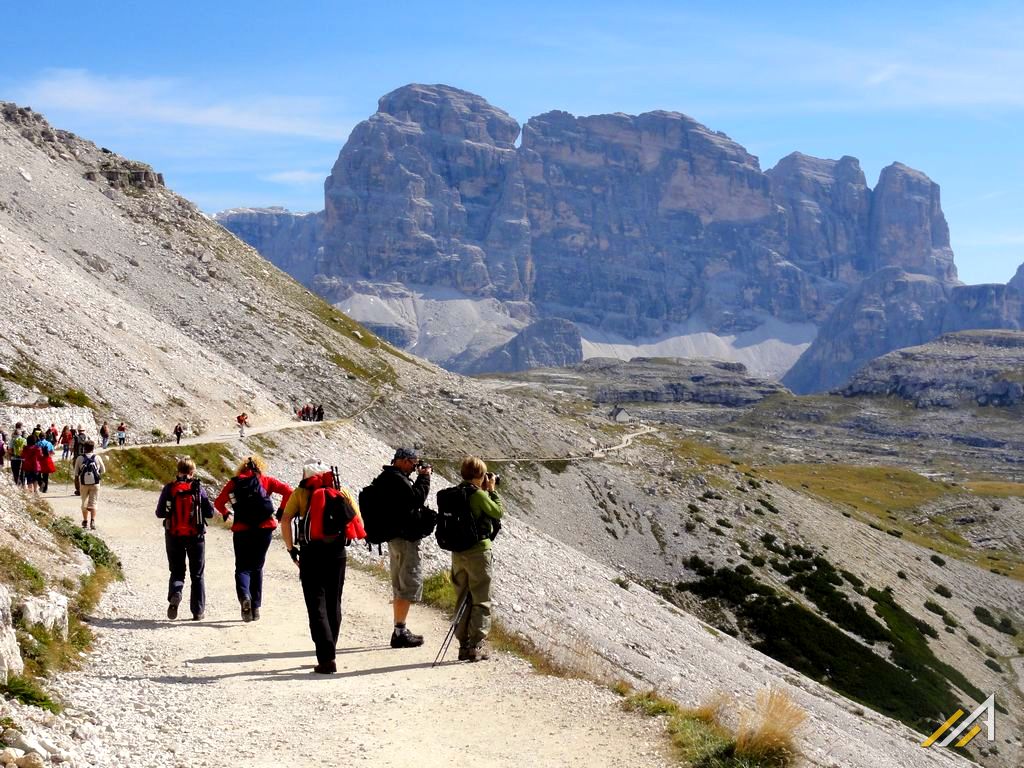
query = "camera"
(485, 471, 501, 487)
(416, 460, 432, 471)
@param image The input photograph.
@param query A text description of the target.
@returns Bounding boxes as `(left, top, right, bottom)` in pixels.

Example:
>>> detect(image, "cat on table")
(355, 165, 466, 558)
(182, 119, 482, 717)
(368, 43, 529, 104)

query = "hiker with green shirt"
(451, 455, 503, 662)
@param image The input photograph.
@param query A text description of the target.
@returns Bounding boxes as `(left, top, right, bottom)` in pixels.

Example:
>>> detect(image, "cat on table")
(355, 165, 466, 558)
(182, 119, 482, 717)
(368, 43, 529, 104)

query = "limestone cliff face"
(217, 84, 968, 379)
(766, 153, 872, 282)
(518, 109, 827, 336)
(868, 163, 956, 281)
(319, 84, 530, 300)
(214, 208, 323, 284)
(784, 269, 1024, 394)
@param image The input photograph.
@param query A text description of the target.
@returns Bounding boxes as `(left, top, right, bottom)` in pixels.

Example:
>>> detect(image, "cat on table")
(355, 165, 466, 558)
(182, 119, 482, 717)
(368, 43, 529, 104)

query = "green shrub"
(750, 556, 766, 567)
(930, 555, 946, 567)
(421, 571, 457, 612)
(973, 606, 1018, 636)
(684, 521, 697, 533)
(984, 658, 1003, 673)
(897, 570, 908, 580)
(62, 389, 93, 408)
(924, 601, 947, 617)
(0, 548, 46, 594)
(934, 585, 952, 599)
(49, 518, 123, 574)
(716, 518, 733, 529)
(0, 675, 60, 713)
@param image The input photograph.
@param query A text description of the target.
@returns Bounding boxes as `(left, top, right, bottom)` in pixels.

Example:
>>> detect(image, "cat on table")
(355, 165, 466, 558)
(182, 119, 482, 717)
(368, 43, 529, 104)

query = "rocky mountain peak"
(870, 161, 956, 281)
(220, 84, 969, 382)
(375, 83, 520, 147)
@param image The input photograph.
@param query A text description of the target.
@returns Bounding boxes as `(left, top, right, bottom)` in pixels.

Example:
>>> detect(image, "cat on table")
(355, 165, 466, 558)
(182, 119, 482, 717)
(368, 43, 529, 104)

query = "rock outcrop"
(0, 584, 24, 683)
(841, 330, 1024, 407)
(785, 269, 1024, 393)
(459, 318, 582, 374)
(218, 84, 964, 377)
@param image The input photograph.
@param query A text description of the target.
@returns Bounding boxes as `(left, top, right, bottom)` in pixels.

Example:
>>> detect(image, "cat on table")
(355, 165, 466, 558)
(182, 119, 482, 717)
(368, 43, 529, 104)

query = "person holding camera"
(451, 456, 504, 661)
(372, 447, 431, 648)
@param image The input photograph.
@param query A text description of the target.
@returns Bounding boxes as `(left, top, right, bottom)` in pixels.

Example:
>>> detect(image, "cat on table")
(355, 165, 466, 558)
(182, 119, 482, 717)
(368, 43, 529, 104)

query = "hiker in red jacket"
(214, 456, 292, 622)
(20, 435, 43, 495)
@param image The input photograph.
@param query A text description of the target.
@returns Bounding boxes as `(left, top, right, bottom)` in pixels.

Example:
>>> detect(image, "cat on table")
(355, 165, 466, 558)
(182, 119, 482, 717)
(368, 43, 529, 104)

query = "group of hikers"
(1, 421, 107, 528)
(154, 446, 503, 672)
(297, 404, 325, 422)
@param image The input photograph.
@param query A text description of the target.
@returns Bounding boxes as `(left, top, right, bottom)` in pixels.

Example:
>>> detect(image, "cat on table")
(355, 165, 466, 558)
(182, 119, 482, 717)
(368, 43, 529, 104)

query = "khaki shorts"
(81, 484, 100, 513)
(388, 537, 422, 602)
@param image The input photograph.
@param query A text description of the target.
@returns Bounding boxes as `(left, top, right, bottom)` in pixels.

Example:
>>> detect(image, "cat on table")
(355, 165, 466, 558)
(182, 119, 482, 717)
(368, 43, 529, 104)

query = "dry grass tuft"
(733, 689, 807, 766)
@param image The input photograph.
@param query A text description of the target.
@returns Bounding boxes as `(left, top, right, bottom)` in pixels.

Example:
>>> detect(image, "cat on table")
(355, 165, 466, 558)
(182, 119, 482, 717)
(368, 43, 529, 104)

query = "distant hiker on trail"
(0, 432, 6, 474)
(236, 412, 250, 438)
(315, 404, 324, 422)
(281, 462, 364, 674)
(173, 423, 184, 445)
(35, 433, 55, 493)
(9, 427, 26, 487)
(46, 424, 58, 445)
(72, 426, 90, 495)
(59, 425, 73, 460)
(214, 456, 292, 622)
(21, 434, 43, 495)
(74, 440, 105, 530)
(437, 456, 504, 662)
(156, 457, 214, 621)
(116, 422, 127, 447)
(99, 421, 111, 449)
(367, 447, 432, 649)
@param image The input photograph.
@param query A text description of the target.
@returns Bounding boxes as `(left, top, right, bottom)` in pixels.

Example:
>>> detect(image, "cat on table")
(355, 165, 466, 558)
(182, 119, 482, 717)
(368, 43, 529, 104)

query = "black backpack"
(435, 484, 483, 552)
(359, 479, 400, 545)
(229, 474, 276, 526)
(402, 505, 437, 542)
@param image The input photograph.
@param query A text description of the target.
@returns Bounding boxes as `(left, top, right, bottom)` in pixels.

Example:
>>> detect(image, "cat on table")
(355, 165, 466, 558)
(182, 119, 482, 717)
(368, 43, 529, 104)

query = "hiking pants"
(232, 528, 273, 608)
(39, 473, 49, 493)
(10, 458, 23, 486)
(166, 532, 206, 617)
(451, 549, 493, 649)
(299, 538, 347, 664)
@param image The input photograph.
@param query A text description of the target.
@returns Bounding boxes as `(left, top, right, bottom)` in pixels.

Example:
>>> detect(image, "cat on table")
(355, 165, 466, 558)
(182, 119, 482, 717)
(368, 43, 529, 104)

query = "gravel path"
(48, 488, 671, 768)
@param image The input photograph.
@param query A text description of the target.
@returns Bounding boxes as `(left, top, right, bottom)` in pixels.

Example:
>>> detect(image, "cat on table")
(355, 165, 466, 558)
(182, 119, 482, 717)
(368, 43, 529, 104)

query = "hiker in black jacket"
(373, 447, 431, 648)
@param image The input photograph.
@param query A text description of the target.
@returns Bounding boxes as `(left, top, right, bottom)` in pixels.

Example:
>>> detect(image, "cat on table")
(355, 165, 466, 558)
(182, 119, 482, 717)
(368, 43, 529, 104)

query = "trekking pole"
(432, 590, 471, 667)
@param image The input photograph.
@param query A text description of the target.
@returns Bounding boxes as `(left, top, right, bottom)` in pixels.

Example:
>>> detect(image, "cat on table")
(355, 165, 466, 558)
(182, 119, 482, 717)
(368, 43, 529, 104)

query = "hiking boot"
(240, 597, 253, 623)
(312, 661, 337, 674)
(191, 612, 204, 621)
(390, 628, 424, 649)
(467, 644, 490, 662)
(89, 520, 96, 530)
(167, 594, 182, 621)
(80, 519, 88, 529)
(252, 607, 260, 621)
(458, 645, 472, 662)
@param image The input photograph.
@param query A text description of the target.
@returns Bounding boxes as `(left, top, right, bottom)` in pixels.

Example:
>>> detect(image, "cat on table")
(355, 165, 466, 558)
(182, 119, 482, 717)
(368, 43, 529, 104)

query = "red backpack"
(299, 469, 359, 543)
(165, 479, 204, 537)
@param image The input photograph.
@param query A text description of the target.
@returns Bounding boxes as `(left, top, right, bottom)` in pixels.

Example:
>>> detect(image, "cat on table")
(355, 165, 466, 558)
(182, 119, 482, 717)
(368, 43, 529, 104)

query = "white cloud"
(17, 69, 351, 140)
(262, 170, 325, 185)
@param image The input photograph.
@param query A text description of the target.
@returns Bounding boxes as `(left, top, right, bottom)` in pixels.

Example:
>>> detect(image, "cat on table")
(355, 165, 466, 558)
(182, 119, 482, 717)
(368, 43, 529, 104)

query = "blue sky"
(3, 1, 1022, 284)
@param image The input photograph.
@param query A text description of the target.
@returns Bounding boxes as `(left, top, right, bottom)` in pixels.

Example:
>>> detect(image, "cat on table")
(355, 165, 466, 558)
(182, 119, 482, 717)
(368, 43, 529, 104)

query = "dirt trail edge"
(48, 488, 672, 768)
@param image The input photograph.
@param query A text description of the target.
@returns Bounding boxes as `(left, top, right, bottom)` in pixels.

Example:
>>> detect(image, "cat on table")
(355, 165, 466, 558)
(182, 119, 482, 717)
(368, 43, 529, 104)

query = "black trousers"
(10, 458, 23, 486)
(232, 528, 273, 608)
(166, 532, 206, 617)
(300, 539, 347, 664)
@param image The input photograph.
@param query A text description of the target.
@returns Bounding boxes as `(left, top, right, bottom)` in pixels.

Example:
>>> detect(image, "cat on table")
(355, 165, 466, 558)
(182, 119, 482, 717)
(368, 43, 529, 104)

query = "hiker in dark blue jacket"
(156, 457, 215, 621)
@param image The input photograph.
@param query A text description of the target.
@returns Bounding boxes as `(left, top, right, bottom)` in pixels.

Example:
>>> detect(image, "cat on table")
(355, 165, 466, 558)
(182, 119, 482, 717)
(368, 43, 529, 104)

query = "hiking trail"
(47, 485, 672, 768)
